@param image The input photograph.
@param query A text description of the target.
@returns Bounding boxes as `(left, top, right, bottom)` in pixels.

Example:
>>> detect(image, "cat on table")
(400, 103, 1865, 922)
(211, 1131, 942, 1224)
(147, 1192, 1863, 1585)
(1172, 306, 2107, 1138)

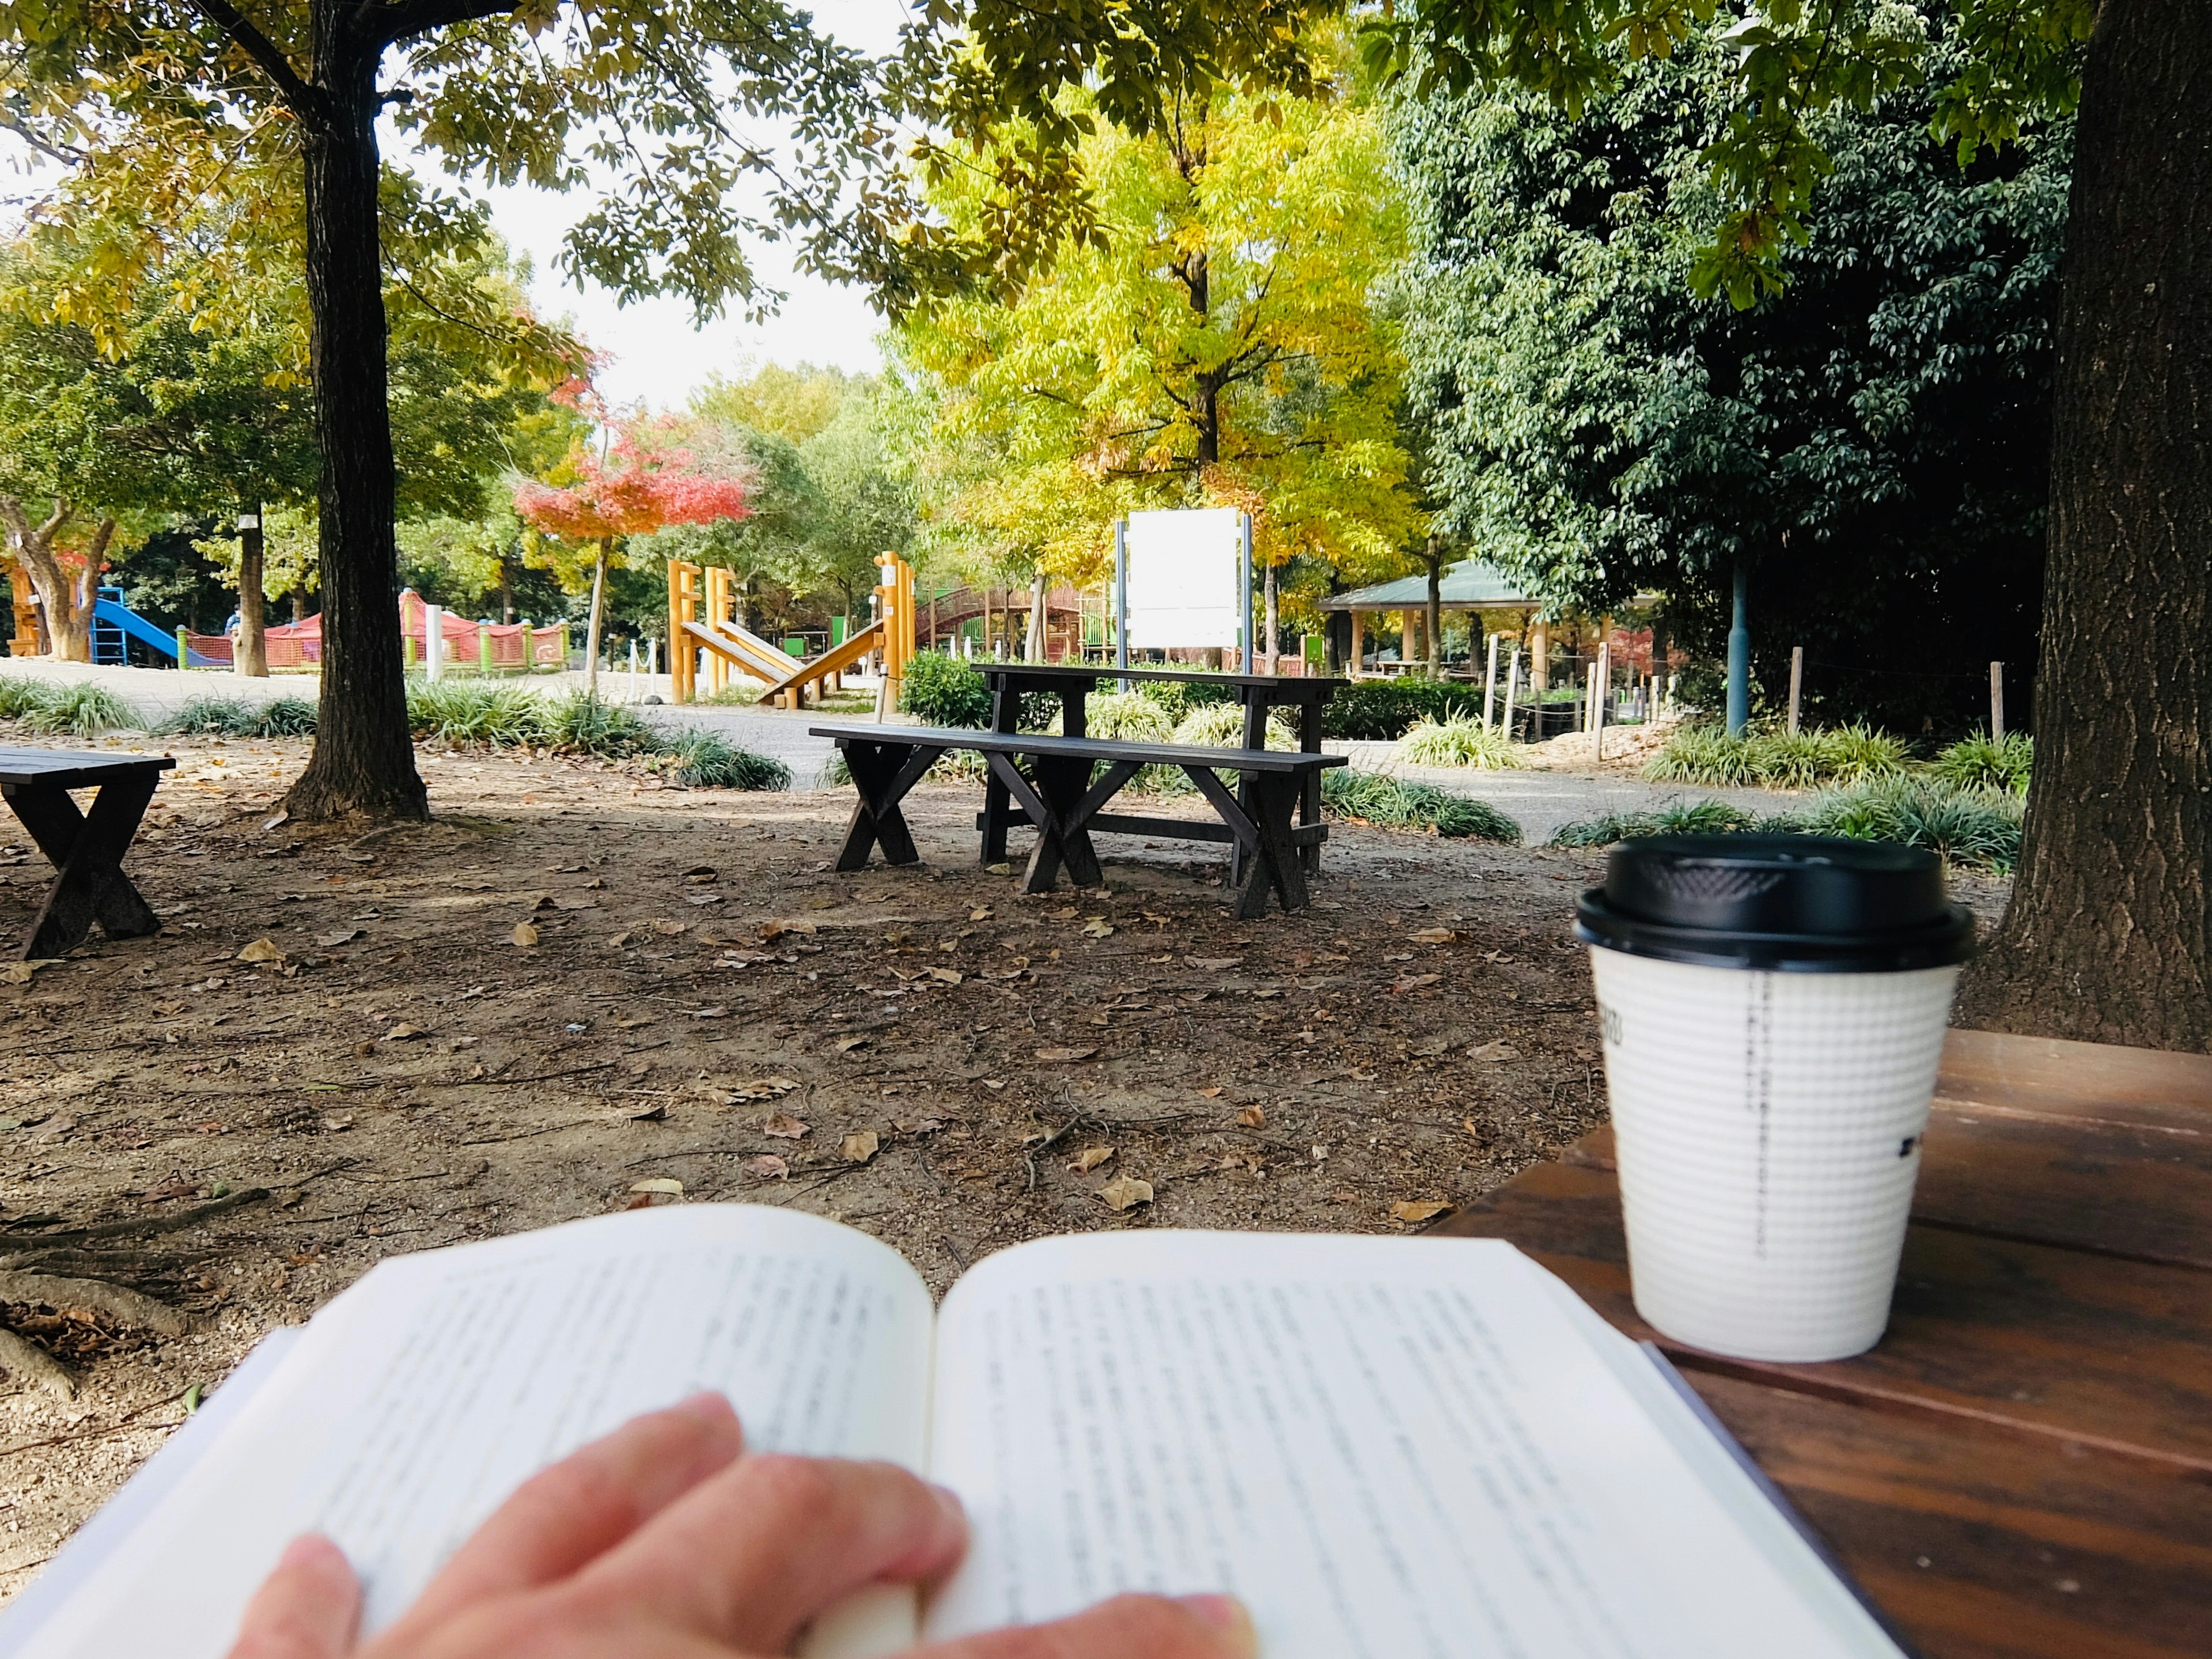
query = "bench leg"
(1184, 767, 1309, 918)
(1299, 699, 1324, 873)
(1035, 757, 1104, 888)
(5, 774, 162, 960)
(834, 743, 940, 871)
(1252, 774, 1309, 911)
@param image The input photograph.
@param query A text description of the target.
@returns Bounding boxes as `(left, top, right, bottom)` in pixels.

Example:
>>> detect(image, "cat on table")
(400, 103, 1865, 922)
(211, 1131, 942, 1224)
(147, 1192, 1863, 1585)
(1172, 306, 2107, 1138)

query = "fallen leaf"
(968, 907, 993, 921)
(1236, 1105, 1267, 1128)
(316, 929, 361, 948)
(834, 1035, 871, 1054)
(627, 1103, 668, 1122)
(1199, 1085, 1225, 1099)
(651, 919, 688, 935)
(892, 1115, 944, 1135)
(763, 1111, 811, 1138)
(690, 1005, 730, 1020)
(384, 1022, 427, 1041)
(986, 862, 1013, 875)
(1187, 956, 1243, 970)
(685, 892, 724, 907)
(1070, 1145, 1115, 1173)
(1034, 1046, 1097, 1063)
(1391, 973, 1443, 994)
(512, 921, 540, 947)
(743, 1153, 790, 1180)
(236, 937, 282, 963)
(1411, 927, 1461, 944)
(1465, 1040, 1521, 1061)
(608, 929, 636, 949)
(321, 1115, 354, 1132)
(840, 1129, 880, 1164)
(927, 966, 963, 984)
(616, 1014, 656, 1029)
(630, 1177, 684, 1196)
(2, 960, 58, 984)
(1080, 918, 1114, 939)
(1392, 1199, 1454, 1226)
(980, 1078, 1005, 1090)
(683, 865, 718, 882)
(1096, 1175, 1154, 1211)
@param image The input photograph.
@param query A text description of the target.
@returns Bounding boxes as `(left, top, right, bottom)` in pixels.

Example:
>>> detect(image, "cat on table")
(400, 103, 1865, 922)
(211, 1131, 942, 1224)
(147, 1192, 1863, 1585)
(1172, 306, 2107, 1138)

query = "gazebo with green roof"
(1318, 559, 1546, 679)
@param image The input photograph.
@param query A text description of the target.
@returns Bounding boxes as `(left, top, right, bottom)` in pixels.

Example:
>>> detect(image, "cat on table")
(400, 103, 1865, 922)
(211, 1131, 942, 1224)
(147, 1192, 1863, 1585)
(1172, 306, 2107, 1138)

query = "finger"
(226, 1534, 362, 1659)
(393, 1392, 743, 1631)
(912, 1593, 1259, 1659)
(570, 1452, 967, 1652)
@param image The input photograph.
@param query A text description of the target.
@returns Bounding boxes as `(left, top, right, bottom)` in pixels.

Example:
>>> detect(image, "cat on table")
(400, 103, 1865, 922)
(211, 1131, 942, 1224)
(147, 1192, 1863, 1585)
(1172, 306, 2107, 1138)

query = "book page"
(923, 1232, 1901, 1659)
(14, 1206, 934, 1659)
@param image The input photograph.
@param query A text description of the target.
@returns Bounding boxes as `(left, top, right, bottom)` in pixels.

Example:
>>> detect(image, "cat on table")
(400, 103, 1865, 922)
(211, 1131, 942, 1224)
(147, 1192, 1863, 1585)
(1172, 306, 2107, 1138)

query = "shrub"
(1645, 720, 1910, 789)
(161, 696, 318, 738)
(898, 650, 991, 728)
(1170, 702, 1297, 750)
(1643, 725, 1759, 786)
(1798, 777, 2022, 874)
(1081, 692, 1175, 743)
(1399, 715, 1520, 770)
(1931, 732, 2033, 794)
(662, 731, 791, 790)
(537, 691, 653, 756)
(1320, 679, 1481, 740)
(1548, 798, 1771, 848)
(18, 681, 132, 736)
(406, 681, 545, 747)
(1321, 770, 1521, 844)
(1814, 721, 1913, 783)
(0, 677, 46, 720)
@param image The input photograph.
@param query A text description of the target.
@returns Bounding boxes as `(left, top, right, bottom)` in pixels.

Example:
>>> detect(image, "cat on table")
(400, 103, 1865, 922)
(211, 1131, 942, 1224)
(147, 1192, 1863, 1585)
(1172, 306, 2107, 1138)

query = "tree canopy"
(1389, 13, 2070, 726)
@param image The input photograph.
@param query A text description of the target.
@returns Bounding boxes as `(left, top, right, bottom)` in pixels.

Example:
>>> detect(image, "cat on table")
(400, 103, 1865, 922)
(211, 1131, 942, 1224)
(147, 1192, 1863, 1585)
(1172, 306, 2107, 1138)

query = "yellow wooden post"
(668, 560, 701, 704)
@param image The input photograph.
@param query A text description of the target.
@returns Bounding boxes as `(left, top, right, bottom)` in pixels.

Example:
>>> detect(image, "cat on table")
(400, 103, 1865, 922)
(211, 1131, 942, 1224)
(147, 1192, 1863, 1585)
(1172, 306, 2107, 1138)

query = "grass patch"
(1930, 732, 2032, 794)
(1550, 779, 2021, 874)
(1399, 715, 1520, 770)
(1323, 770, 1521, 844)
(661, 731, 792, 790)
(0, 677, 138, 735)
(161, 695, 319, 738)
(1645, 721, 1911, 789)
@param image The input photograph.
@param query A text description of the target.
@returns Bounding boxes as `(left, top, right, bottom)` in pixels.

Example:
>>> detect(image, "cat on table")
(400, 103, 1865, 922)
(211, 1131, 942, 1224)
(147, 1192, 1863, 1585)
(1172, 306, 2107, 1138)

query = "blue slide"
(91, 588, 221, 667)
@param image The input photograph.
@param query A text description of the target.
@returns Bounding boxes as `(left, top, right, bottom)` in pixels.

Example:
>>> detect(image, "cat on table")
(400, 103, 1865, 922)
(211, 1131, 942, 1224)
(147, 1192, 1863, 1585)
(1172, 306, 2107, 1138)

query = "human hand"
(228, 1392, 1255, 1659)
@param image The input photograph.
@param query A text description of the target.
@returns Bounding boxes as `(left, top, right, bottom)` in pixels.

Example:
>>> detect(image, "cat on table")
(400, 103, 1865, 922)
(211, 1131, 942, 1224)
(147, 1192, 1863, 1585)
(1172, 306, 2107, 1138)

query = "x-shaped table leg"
(985, 753, 1134, 893)
(5, 772, 162, 960)
(1184, 767, 1309, 919)
(833, 741, 944, 871)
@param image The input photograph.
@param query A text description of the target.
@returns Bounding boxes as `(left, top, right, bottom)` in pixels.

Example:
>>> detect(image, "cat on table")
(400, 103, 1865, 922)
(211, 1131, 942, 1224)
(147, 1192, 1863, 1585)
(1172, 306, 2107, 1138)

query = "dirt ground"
(0, 726, 2013, 1596)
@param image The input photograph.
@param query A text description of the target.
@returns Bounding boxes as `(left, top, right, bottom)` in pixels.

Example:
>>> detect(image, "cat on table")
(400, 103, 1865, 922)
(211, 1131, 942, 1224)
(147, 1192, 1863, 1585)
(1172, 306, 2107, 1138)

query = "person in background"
(228, 1393, 1253, 1659)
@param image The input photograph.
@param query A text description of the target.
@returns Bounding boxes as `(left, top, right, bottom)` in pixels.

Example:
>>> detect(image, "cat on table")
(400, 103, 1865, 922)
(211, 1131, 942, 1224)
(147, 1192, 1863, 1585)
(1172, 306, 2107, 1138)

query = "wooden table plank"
(1690, 1372, 2212, 1659)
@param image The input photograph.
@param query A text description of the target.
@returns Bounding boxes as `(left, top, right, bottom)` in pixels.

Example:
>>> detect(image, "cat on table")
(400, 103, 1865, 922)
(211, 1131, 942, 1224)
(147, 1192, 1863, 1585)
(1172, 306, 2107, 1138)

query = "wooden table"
(0, 747, 175, 959)
(971, 663, 1346, 873)
(1437, 1028, 2212, 1659)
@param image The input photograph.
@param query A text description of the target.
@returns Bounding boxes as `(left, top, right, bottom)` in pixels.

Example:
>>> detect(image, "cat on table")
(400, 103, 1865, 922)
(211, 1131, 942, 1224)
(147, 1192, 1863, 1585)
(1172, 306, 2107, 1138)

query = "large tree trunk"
(281, 14, 426, 821)
(1957, 0, 2209, 1050)
(0, 501, 107, 663)
(234, 507, 268, 678)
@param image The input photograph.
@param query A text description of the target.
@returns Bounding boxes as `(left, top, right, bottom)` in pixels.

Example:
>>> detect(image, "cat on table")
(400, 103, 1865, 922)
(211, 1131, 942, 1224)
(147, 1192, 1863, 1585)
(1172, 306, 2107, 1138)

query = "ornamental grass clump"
(18, 680, 133, 736)
(1930, 732, 2033, 794)
(162, 696, 318, 738)
(1547, 798, 1771, 848)
(1798, 778, 2022, 874)
(1321, 770, 1521, 844)
(1399, 715, 1520, 770)
(406, 681, 546, 748)
(1643, 724, 1759, 786)
(662, 730, 790, 791)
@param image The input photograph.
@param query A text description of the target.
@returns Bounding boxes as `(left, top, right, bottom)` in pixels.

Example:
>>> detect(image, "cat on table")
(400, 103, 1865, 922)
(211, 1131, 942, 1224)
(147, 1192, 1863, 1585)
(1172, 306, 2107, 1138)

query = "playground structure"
(668, 555, 913, 709)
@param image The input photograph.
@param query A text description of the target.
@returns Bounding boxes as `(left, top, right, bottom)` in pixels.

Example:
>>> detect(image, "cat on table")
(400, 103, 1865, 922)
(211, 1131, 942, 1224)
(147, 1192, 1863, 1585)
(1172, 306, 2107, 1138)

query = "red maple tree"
(514, 401, 750, 691)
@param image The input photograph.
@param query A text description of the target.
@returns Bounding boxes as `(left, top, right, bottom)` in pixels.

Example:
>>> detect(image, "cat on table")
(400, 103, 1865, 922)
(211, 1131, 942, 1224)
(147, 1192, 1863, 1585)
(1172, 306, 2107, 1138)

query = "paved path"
(0, 661, 1784, 842)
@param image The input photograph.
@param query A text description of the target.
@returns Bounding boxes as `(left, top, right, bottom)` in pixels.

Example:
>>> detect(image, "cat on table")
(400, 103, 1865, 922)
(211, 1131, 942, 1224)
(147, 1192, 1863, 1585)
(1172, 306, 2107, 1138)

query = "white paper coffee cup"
(1575, 835, 1974, 1363)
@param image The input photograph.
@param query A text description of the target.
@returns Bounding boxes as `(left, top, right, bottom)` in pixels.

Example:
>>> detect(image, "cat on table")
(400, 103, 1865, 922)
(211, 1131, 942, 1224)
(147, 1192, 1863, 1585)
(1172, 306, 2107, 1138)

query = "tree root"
(0, 1272, 189, 1337)
(0, 1329, 78, 1401)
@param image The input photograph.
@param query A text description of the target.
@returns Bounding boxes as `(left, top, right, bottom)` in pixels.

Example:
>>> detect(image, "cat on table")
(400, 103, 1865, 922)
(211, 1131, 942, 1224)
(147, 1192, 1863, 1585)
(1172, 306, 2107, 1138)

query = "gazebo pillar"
(1531, 616, 1549, 692)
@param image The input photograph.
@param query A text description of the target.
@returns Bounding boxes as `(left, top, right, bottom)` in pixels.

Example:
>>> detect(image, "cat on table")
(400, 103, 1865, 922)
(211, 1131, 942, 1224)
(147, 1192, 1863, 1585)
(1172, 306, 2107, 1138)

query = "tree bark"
(0, 500, 106, 663)
(584, 536, 612, 695)
(1957, 0, 2209, 1051)
(234, 507, 268, 678)
(1425, 535, 1444, 677)
(280, 6, 425, 820)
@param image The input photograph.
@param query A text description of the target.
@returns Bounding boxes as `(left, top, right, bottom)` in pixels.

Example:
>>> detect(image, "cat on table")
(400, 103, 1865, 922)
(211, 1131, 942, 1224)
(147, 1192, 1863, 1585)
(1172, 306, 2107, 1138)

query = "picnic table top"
(810, 722, 1350, 774)
(1436, 1026, 2212, 1659)
(0, 747, 176, 789)
(971, 662, 1347, 692)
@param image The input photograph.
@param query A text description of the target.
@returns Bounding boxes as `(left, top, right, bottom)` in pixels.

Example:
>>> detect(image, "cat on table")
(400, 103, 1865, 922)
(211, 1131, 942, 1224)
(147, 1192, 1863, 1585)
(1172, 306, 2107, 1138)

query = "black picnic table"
(811, 722, 1346, 918)
(971, 662, 1346, 873)
(0, 747, 175, 960)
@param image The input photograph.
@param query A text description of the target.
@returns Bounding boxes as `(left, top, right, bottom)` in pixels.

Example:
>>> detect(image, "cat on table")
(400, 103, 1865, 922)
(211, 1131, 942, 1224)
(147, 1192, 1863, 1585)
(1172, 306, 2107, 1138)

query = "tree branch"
(359, 0, 523, 50)
(179, 0, 314, 109)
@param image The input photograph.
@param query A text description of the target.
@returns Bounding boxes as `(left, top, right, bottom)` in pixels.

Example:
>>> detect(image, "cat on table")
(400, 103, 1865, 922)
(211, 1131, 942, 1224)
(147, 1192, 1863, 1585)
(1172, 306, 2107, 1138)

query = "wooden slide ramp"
(681, 615, 887, 707)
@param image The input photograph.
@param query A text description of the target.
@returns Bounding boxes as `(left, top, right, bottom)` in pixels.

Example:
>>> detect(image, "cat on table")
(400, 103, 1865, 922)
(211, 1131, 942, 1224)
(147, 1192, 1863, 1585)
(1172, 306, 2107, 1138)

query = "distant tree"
(896, 50, 1419, 605)
(513, 405, 752, 692)
(1388, 18, 2069, 728)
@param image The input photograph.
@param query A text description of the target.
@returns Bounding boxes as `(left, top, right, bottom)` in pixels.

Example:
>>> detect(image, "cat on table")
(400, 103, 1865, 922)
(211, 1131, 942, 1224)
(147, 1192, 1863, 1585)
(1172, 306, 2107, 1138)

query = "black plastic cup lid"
(1574, 834, 1975, 972)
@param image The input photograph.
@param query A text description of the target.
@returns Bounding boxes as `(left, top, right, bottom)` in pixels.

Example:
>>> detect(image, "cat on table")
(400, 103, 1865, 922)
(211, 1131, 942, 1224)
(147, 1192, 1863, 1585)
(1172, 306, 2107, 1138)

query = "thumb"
(227, 1534, 362, 1659)
(915, 1592, 1259, 1658)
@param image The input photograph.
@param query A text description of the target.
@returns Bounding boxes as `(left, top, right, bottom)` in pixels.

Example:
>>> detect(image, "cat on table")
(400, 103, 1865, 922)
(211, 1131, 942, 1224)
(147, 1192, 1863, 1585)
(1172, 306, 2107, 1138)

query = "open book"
(1, 1208, 1904, 1658)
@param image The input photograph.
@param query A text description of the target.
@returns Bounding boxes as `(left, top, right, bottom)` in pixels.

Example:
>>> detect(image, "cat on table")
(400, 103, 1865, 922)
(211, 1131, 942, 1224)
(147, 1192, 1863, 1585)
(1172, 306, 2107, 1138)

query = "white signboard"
(1124, 508, 1243, 650)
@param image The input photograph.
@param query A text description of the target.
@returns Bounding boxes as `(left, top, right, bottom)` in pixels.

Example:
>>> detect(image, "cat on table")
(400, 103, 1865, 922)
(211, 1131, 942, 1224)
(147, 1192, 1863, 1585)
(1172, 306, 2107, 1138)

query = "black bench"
(1, 747, 175, 959)
(811, 724, 1346, 918)
(971, 662, 1345, 874)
